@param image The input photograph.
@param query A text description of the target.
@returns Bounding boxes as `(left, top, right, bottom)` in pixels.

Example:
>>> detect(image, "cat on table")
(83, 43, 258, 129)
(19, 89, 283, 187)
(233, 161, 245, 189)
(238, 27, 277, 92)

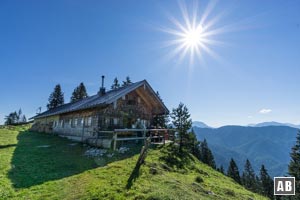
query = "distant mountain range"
(248, 121, 300, 129)
(193, 124, 299, 177)
(192, 121, 211, 128)
(193, 120, 300, 129)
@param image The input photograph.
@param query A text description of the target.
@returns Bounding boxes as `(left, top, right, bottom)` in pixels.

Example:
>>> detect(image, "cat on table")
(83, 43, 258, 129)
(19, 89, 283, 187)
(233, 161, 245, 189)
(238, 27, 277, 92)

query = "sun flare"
(183, 25, 204, 48)
(160, 0, 227, 65)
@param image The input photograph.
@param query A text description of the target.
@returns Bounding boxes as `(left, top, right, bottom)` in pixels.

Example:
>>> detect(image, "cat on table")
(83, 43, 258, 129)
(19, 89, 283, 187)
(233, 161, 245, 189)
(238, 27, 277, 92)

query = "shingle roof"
(32, 80, 168, 119)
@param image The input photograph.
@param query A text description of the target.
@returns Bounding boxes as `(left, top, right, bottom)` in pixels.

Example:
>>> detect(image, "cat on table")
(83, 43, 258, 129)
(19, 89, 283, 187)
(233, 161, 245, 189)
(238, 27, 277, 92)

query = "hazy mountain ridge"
(192, 121, 211, 128)
(194, 125, 298, 177)
(248, 121, 300, 129)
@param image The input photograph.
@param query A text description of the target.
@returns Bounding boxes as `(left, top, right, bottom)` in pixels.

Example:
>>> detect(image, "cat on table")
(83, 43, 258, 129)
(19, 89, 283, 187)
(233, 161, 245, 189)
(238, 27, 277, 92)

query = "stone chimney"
(98, 75, 106, 95)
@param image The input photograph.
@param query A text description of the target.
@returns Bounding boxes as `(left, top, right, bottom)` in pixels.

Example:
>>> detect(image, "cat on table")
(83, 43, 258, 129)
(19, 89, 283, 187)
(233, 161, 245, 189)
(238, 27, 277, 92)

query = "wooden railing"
(85, 128, 174, 150)
(112, 128, 171, 150)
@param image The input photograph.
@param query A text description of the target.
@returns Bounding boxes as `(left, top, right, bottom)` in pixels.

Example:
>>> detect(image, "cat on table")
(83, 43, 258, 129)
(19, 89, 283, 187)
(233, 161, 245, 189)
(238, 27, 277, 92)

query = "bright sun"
(183, 25, 204, 48)
(161, 0, 225, 65)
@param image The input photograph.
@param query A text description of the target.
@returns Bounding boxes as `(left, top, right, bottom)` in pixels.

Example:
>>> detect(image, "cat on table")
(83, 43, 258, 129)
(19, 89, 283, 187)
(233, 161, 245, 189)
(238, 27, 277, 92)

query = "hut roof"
(32, 80, 168, 119)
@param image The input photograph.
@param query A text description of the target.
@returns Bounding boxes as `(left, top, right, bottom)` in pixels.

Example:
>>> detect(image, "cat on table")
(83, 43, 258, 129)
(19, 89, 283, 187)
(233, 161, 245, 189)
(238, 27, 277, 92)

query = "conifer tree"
(122, 76, 132, 86)
(185, 129, 200, 154)
(47, 84, 64, 110)
(4, 109, 26, 125)
(171, 102, 192, 151)
(288, 130, 300, 199)
(111, 77, 120, 89)
(242, 159, 257, 191)
(70, 82, 88, 103)
(152, 92, 168, 128)
(17, 108, 22, 123)
(153, 114, 169, 128)
(22, 115, 27, 123)
(227, 158, 241, 184)
(4, 112, 18, 125)
(219, 165, 225, 174)
(255, 175, 261, 194)
(259, 164, 273, 199)
(199, 139, 216, 169)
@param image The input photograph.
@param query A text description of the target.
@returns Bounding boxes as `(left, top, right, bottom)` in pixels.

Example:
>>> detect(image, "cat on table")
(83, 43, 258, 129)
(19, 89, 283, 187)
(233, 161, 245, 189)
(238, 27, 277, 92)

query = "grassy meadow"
(0, 125, 268, 199)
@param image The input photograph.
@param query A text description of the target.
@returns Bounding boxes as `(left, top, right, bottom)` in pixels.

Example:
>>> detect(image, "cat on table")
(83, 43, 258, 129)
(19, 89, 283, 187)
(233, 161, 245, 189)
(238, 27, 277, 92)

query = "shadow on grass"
(126, 162, 142, 189)
(8, 131, 140, 189)
(126, 143, 160, 189)
(0, 144, 16, 149)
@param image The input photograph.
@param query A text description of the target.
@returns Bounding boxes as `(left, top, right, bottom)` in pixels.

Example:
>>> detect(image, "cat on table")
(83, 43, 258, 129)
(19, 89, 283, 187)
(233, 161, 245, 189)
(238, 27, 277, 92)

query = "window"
(128, 100, 136, 105)
(74, 118, 78, 127)
(87, 117, 92, 126)
(60, 120, 64, 127)
(84, 117, 92, 127)
(113, 118, 118, 125)
(110, 118, 114, 126)
(105, 117, 110, 125)
(69, 119, 72, 126)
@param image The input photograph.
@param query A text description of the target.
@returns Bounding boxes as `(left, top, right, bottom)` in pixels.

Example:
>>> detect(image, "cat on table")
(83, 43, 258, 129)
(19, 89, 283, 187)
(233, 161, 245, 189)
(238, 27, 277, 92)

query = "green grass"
(0, 126, 268, 200)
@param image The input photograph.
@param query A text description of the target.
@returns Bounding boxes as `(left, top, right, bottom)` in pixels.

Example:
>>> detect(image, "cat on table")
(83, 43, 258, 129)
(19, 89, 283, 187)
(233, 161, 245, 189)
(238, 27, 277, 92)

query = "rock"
(150, 167, 158, 175)
(118, 146, 129, 154)
(68, 143, 77, 146)
(107, 153, 114, 158)
(84, 147, 107, 157)
(36, 145, 50, 148)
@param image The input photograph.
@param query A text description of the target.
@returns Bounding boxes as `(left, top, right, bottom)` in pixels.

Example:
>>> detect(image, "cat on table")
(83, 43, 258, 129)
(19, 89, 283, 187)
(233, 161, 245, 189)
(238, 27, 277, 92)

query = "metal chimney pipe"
(101, 75, 105, 88)
(98, 75, 106, 96)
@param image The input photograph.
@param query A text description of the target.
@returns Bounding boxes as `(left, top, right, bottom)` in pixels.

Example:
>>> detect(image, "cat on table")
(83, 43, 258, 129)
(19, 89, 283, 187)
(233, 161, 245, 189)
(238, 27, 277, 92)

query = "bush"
(195, 176, 204, 183)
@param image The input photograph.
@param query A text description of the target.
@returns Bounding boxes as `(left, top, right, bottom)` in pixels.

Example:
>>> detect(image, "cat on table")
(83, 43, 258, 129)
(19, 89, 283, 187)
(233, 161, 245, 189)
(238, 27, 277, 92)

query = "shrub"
(195, 176, 204, 183)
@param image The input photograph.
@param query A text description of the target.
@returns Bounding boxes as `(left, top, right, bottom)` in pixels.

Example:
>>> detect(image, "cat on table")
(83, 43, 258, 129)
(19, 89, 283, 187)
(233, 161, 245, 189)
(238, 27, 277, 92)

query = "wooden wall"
(31, 89, 162, 148)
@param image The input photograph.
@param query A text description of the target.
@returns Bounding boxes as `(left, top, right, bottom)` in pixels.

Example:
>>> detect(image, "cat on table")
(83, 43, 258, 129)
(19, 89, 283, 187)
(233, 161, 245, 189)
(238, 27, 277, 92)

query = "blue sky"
(0, 0, 299, 127)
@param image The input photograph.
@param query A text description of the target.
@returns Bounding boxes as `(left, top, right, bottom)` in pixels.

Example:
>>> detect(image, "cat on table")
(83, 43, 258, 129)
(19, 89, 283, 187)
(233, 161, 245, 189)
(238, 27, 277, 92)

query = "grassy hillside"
(0, 126, 267, 200)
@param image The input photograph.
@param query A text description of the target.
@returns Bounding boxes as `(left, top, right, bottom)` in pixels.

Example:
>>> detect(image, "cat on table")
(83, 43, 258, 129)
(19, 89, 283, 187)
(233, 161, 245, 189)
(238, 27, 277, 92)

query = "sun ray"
(199, 0, 218, 26)
(178, 0, 192, 31)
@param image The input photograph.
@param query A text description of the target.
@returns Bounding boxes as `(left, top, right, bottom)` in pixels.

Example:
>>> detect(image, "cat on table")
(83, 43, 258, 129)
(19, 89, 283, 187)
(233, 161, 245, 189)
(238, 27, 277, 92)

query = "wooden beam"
(114, 128, 168, 132)
(116, 137, 147, 141)
(113, 132, 117, 150)
(135, 88, 153, 109)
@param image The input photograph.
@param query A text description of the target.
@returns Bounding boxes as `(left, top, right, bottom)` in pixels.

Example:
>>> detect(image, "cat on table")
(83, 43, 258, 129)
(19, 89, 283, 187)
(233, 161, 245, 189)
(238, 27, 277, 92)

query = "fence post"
(143, 129, 146, 145)
(113, 132, 117, 151)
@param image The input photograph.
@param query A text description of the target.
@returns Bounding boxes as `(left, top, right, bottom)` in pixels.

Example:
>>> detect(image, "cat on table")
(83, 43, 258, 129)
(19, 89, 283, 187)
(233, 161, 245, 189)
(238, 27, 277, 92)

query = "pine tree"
(288, 130, 300, 199)
(171, 102, 192, 151)
(152, 92, 168, 128)
(185, 129, 200, 155)
(227, 158, 241, 184)
(47, 84, 64, 110)
(70, 82, 88, 103)
(21, 115, 27, 123)
(152, 114, 169, 128)
(199, 139, 216, 169)
(4, 112, 18, 125)
(122, 76, 132, 86)
(255, 175, 262, 194)
(242, 159, 257, 192)
(219, 165, 225, 174)
(4, 109, 26, 125)
(111, 77, 120, 90)
(260, 165, 273, 199)
(17, 108, 22, 123)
